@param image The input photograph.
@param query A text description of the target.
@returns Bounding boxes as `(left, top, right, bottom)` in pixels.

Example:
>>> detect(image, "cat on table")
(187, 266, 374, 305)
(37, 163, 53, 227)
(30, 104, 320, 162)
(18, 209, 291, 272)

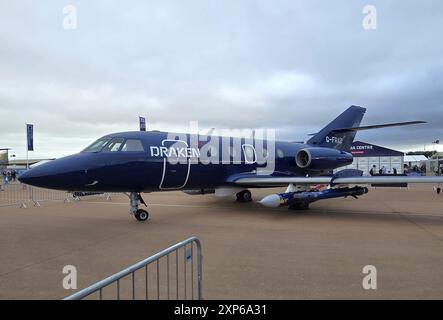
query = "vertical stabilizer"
(307, 106, 366, 151)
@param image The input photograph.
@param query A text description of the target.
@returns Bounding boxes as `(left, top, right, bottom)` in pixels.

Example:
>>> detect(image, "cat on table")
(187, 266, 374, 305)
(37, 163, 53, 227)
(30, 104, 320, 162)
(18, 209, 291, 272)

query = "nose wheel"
(128, 192, 150, 222)
(135, 209, 149, 222)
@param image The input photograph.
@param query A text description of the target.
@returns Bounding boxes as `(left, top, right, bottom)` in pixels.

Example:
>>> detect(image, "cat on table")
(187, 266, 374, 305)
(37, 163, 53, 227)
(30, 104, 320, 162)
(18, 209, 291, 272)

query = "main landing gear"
(236, 190, 252, 202)
(128, 192, 149, 222)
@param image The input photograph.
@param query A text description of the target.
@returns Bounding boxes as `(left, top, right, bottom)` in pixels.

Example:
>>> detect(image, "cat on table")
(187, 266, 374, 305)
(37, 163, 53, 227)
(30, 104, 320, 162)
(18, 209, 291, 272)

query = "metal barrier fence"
(0, 182, 31, 208)
(64, 236, 203, 300)
(0, 182, 113, 208)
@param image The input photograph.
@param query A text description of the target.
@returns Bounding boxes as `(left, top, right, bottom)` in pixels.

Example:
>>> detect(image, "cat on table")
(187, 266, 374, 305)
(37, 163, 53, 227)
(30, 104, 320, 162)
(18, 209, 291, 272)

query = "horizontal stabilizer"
(308, 121, 426, 136)
(331, 121, 426, 133)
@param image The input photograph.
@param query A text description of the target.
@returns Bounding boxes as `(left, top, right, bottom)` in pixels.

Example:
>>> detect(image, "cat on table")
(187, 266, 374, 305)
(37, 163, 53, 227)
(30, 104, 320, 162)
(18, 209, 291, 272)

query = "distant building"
(404, 155, 428, 168)
(424, 153, 443, 176)
(7, 158, 55, 168)
(0, 148, 9, 167)
(4, 159, 55, 176)
(342, 141, 404, 175)
(1, 147, 56, 169)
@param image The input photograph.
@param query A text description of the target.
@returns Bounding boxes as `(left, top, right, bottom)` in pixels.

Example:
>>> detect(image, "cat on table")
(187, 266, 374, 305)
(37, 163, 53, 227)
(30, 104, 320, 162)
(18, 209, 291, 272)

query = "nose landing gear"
(135, 209, 149, 222)
(128, 192, 149, 222)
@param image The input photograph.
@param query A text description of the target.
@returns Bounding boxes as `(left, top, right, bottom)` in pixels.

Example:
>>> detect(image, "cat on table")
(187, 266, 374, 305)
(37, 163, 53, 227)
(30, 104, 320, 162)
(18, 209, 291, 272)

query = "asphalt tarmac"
(1, 184, 443, 299)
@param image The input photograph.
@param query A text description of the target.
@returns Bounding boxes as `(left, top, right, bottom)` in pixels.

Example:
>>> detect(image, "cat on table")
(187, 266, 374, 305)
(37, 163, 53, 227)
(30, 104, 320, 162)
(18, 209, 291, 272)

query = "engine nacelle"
(295, 147, 353, 170)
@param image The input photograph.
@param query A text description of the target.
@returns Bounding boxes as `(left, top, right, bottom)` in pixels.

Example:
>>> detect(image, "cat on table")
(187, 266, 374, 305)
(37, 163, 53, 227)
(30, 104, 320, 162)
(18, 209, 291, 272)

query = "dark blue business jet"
(19, 106, 443, 222)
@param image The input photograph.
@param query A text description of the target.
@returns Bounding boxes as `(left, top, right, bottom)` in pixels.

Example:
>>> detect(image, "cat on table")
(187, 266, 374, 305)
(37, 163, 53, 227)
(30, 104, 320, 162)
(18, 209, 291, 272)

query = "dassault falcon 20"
(19, 106, 443, 222)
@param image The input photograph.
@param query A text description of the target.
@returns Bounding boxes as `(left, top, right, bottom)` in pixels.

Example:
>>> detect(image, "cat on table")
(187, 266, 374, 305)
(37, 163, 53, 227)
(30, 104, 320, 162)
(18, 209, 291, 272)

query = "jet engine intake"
(295, 147, 353, 170)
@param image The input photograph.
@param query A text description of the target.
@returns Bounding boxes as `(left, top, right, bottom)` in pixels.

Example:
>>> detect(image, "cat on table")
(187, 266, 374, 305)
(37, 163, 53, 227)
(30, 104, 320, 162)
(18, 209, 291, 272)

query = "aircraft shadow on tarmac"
(184, 195, 443, 226)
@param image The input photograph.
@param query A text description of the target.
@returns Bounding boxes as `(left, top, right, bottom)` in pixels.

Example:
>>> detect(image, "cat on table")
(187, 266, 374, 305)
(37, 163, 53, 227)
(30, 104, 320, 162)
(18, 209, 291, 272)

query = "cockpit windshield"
(102, 138, 125, 152)
(81, 138, 112, 153)
(81, 137, 145, 153)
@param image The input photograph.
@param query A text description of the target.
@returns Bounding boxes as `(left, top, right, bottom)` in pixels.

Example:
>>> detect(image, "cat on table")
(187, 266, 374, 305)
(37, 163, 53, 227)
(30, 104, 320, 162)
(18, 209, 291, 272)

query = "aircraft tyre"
(236, 190, 252, 202)
(437, 187, 441, 194)
(135, 209, 149, 222)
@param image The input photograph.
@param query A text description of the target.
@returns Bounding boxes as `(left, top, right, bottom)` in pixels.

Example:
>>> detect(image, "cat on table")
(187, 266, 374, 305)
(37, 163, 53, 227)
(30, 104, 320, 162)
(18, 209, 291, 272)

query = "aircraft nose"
(18, 164, 56, 188)
(17, 155, 90, 190)
(17, 170, 33, 184)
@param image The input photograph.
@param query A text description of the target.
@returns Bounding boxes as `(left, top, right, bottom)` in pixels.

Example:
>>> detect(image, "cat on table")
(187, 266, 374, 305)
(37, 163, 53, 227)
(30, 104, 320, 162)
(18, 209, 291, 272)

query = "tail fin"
(307, 105, 366, 151)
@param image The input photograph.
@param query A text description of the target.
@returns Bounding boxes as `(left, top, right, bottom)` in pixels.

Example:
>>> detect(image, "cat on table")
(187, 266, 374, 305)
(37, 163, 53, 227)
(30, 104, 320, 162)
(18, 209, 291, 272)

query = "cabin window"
(121, 139, 145, 152)
(228, 146, 237, 158)
(242, 144, 257, 164)
(207, 145, 218, 157)
(82, 138, 112, 153)
(102, 138, 125, 152)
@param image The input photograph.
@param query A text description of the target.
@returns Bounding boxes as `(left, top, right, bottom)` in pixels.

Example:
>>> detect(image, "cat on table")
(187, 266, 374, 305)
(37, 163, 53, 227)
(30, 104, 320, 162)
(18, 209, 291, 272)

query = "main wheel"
(236, 190, 252, 202)
(437, 187, 441, 194)
(242, 190, 252, 202)
(135, 209, 149, 222)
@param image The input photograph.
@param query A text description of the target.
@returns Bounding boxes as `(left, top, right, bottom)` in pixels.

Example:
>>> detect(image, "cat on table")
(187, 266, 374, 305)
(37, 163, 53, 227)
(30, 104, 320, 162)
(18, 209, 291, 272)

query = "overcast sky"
(1, 0, 443, 159)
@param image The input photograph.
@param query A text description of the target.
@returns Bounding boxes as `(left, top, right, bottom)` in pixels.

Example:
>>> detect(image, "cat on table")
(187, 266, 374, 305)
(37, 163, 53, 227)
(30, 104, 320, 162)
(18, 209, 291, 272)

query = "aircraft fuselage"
(18, 130, 352, 192)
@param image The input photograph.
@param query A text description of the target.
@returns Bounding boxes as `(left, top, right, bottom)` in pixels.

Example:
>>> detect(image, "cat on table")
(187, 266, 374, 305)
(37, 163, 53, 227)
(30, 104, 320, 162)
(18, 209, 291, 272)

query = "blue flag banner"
(26, 124, 34, 151)
(139, 116, 146, 132)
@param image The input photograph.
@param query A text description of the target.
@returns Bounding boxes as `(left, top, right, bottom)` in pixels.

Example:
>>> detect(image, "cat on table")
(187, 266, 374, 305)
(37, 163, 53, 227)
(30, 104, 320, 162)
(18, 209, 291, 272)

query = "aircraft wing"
(233, 175, 443, 187)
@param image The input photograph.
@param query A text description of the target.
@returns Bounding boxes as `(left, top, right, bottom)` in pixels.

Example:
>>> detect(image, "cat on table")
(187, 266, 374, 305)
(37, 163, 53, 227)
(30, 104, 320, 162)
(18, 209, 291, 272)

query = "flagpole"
(26, 124, 29, 169)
